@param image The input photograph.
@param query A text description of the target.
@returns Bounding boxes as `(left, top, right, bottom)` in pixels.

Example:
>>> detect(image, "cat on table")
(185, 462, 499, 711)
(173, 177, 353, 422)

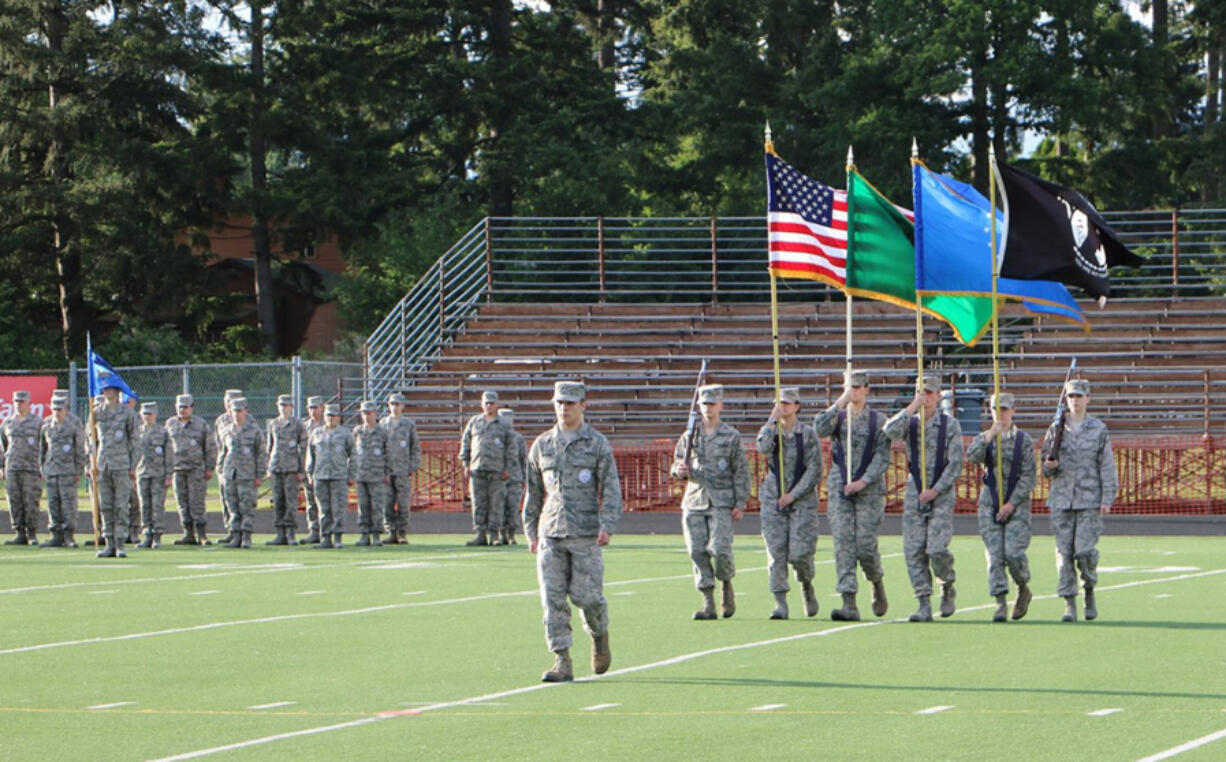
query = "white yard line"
(748, 704, 787, 712)
(1088, 708, 1123, 717)
(581, 703, 621, 712)
(88, 701, 136, 710)
(1137, 727, 1226, 761)
(248, 702, 296, 710)
(189, 591, 220, 597)
(915, 705, 954, 715)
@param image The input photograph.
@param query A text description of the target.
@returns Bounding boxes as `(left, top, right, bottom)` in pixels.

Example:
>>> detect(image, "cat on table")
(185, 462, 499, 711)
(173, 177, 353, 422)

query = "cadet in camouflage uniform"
(91, 380, 138, 558)
(353, 401, 389, 547)
(966, 392, 1036, 622)
(1042, 378, 1117, 623)
(525, 381, 622, 683)
(885, 374, 964, 622)
(216, 398, 266, 549)
(814, 369, 892, 621)
(459, 390, 512, 546)
(50, 389, 83, 429)
(266, 394, 307, 546)
(214, 388, 243, 543)
(669, 384, 749, 621)
(381, 392, 420, 544)
(40, 397, 86, 547)
(135, 402, 172, 549)
(124, 396, 142, 543)
(756, 388, 823, 620)
(497, 407, 527, 545)
(1, 390, 44, 546)
(301, 396, 326, 543)
(166, 394, 216, 545)
(307, 404, 355, 549)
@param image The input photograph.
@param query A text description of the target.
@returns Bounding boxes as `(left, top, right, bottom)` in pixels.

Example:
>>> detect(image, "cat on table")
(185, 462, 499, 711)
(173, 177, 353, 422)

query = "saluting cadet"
(756, 388, 823, 620)
(166, 394, 216, 545)
(307, 404, 355, 549)
(91, 380, 138, 558)
(381, 392, 420, 544)
(497, 407, 527, 545)
(40, 397, 86, 547)
(814, 369, 892, 622)
(967, 392, 1035, 622)
(524, 381, 622, 683)
(217, 398, 266, 549)
(135, 402, 172, 549)
(1, 390, 44, 546)
(1043, 379, 1117, 622)
(301, 396, 327, 543)
(353, 401, 389, 547)
(885, 374, 964, 622)
(266, 394, 307, 546)
(459, 390, 512, 546)
(669, 384, 750, 621)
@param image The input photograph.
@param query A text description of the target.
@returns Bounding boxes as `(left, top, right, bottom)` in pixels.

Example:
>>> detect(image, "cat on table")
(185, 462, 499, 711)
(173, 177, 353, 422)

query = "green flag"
(845, 169, 993, 346)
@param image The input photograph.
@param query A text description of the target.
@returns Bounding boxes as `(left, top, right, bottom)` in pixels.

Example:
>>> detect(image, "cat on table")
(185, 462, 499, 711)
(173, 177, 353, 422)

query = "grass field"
(1, 533, 1224, 761)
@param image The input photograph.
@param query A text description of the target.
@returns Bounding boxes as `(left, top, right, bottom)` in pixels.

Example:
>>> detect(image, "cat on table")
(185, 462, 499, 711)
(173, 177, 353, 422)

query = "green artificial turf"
(0, 534, 1223, 761)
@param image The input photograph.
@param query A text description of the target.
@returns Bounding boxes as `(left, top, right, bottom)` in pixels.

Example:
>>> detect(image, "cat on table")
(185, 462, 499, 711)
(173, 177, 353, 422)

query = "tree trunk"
(249, 0, 280, 356)
(487, 0, 514, 217)
(596, 0, 616, 70)
(1152, 0, 1171, 139)
(1208, 47, 1220, 126)
(969, 46, 989, 191)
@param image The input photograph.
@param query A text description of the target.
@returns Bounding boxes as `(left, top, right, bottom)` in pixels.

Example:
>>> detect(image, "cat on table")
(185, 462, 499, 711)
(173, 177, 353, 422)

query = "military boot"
(465, 531, 488, 547)
(113, 539, 127, 559)
(592, 633, 611, 675)
(371, 532, 383, 547)
(831, 593, 860, 622)
(1012, 584, 1032, 620)
(992, 594, 1008, 622)
(871, 579, 889, 617)
(96, 538, 117, 558)
(489, 532, 505, 547)
(5, 530, 28, 546)
(355, 533, 371, 547)
(137, 532, 154, 549)
(285, 528, 298, 546)
(332, 533, 343, 548)
(1083, 586, 1097, 621)
(1061, 595, 1077, 622)
(196, 524, 212, 545)
(316, 534, 335, 549)
(151, 533, 162, 550)
(173, 525, 197, 545)
(909, 596, 933, 622)
(693, 589, 717, 621)
(126, 529, 141, 544)
(507, 530, 517, 546)
(224, 531, 243, 549)
(40, 531, 65, 548)
(939, 582, 957, 618)
(769, 591, 789, 620)
(302, 529, 322, 544)
(265, 528, 288, 546)
(541, 649, 573, 683)
(801, 581, 819, 618)
(63, 530, 78, 548)
(240, 531, 252, 549)
(26, 532, 38, 546)
(721, 581, 736, 618)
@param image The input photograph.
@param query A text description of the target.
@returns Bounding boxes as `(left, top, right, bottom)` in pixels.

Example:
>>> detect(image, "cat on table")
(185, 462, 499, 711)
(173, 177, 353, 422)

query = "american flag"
(766, 153, 849, 286)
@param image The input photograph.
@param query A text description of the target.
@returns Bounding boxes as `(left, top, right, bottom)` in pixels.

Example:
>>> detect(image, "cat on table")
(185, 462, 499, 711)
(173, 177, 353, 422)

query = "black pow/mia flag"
(995, 161, 1143, 300)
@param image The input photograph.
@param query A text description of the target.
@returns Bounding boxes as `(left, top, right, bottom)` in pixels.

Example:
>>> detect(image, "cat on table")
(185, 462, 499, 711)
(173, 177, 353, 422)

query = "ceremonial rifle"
(1046, 357, 1079, 461)
(682, 359, 710, 467)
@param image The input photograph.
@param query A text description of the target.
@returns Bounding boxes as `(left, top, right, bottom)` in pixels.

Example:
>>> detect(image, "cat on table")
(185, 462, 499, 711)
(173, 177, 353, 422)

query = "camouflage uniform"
(1043, 415, 1116, 597)
(967, 427, 1036, 596)
(216, 417, 267, 536)
(756, 420, 822, 594)
(214, 409, 234, 529)
(885, 408, 964, 599)
(266, 414, 308, 533)
(381, 411, 420, 536)
(814, 405, 891, 594)
(302, 408, 326, 536)
(501, 418, 527, 536)
(92, 400, 138, 543)
(1, 410, 44, 539)
(353, 420, 389, 535)
(136, 418, 173, 538)
(308, 422, 355, 537)
(459, 412, 512, 535)
(669, 422, 750, 591)
(525, 420, 622, 655)
(165, 410, 216, 536)
(41, 414, 86, 539)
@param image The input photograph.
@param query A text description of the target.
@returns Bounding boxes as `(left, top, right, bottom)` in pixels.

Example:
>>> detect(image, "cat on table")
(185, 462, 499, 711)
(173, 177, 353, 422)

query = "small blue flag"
(86, 335, 138, 401)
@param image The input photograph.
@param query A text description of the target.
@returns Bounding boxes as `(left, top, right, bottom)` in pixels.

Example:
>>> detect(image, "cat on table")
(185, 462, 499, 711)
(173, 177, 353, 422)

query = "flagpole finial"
(989, 142, 996, 161)
(764, 122, 774, 153)
(846, 145, 854, 170)
(911, 137, 918, 159)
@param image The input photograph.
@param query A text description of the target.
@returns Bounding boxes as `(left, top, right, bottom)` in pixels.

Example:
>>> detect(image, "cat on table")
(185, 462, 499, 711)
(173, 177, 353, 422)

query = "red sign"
(0, 376, 59, 423)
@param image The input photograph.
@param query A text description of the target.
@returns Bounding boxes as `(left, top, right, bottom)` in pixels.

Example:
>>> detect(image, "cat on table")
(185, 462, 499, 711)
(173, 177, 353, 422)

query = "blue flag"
(86, 335, 138, 401)
(912, 162, 1087, 328)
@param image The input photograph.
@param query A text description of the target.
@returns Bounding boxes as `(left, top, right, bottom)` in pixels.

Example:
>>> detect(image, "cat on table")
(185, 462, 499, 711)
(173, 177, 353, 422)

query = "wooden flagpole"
(766, 123, 785, 495)
(844, 145, 855, 483)
(911, 139, 927, 498)
(989, 144, 1005, 510)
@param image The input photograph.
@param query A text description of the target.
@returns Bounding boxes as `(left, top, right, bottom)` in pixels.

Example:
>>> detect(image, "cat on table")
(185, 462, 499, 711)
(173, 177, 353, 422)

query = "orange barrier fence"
(407, 436, 1226, 515)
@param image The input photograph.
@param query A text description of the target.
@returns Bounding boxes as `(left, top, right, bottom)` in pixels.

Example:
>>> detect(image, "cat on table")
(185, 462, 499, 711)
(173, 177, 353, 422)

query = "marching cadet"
(266, 394, 307, 546)
(1043, 379, 1117, 622)
(1, 390, 44, 546)
(307, 403, 355, 549)
(353, 401, 389, 547)
(669, 384, 749, 620)
(756, 388, 822, 620)
(885, 374, 964, 622)
(381, 392, 420, 544)
(135, 402, 172, 549)
(525, 381, 622, 683)
(459, 390, 512, 546)
(301, 396, 327, 544)
(497, 407, 527, 545)
(91, 379, 138, 558)
(814, 370, 891, 621)
(124, 396, 142, 544)
(216, 397, 266, 549)
(166, 394, 216, 546)
(39, 397, 86, 547)
(966, 392, 1035, 622)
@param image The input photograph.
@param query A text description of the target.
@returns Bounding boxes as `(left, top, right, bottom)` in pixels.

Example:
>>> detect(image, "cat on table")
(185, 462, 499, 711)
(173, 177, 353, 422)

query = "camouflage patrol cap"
(779, 387, 801, 404)
(51, 389, 68, 399)
(920, 374, 941, 393)
(845, 369, 869, 387)
(553, 380, 586, 402)
(481, 390, 499, 403)
(1065, 379, 1090, 397)
(497, 408, 515, 422)
(698, 384, 723, 403)
(277, 394, 294, 407)
(989, 392, 1015, 410)
(224, 389, 243, 401)
(140, 402, 158, 415)
(50, 398, 67, 410)
(230, 397, 248, 411)
(359, 400, 378, 413)
(307, 395, 324, 408)
(11, 390, 29, 402)
(388, 392, 408, 404)
(176, 394, 194, 408)
(324, 403, 341, 417)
